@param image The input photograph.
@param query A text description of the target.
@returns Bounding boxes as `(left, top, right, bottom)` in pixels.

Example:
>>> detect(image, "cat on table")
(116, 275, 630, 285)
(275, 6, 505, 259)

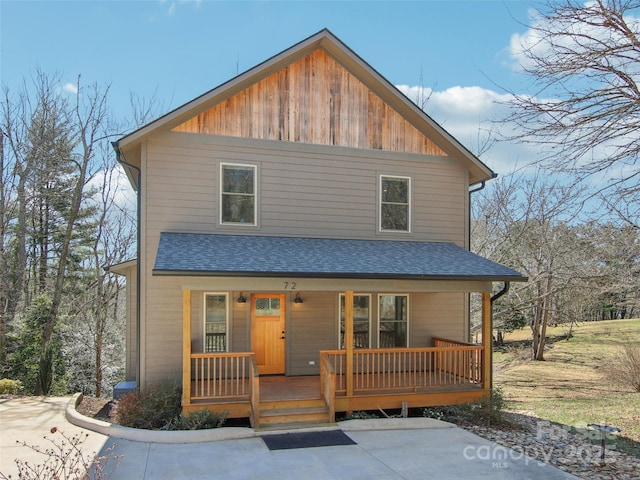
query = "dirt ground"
(76, 396, 114, 421)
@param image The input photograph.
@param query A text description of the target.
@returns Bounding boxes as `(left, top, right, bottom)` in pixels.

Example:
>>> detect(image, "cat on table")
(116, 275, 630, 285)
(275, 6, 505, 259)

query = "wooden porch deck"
(183, 337, 490, 428)
(187, 371, 485, 430)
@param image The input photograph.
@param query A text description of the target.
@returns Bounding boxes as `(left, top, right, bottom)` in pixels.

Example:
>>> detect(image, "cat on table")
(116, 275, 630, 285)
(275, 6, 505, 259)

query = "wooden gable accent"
(173, 49, 445, 156)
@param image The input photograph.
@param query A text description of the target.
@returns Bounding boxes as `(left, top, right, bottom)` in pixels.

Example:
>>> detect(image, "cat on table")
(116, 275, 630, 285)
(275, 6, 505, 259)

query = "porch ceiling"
(153, 232, 526, 282)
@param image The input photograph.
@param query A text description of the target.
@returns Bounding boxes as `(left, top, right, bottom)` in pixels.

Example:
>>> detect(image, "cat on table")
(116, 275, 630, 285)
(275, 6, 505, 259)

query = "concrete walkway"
(0, 395, 582, 480)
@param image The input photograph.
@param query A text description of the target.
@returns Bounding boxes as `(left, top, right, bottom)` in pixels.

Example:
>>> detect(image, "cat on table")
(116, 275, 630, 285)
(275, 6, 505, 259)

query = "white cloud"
(63, 82, 78, 95)
(397, 82, 640, 194)
(508, 3, 640, 72)
(159, 0, 201, 16)
(397, 84, 536, 175)
(397, 84, 512, 124)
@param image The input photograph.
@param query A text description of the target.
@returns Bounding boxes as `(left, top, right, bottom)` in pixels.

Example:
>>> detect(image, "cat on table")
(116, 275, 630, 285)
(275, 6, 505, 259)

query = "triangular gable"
(173, 49, 446, 156)
(114, 29, 494, 187)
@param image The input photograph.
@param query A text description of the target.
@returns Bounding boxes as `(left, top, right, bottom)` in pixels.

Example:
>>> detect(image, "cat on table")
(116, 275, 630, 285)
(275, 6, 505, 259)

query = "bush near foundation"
(114, 382, 227, 430)
(423, 387, 507, 425)
(170, 408, 227, 430)
(114, 381, 182, 430)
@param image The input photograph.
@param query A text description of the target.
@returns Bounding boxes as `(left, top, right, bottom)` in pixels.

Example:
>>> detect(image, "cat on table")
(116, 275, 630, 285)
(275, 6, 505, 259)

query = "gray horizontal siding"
(144, 132, 467, 242)
(140, 132, 470, 385)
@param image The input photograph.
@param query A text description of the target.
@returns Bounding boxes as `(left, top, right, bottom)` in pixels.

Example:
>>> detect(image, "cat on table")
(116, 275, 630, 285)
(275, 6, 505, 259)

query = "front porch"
(183, 344, 491, 429)
(181, 291, 494, 428)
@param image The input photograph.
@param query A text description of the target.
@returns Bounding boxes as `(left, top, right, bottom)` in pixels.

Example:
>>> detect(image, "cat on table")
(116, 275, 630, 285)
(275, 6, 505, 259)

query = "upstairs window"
(379, 175, 410, 232)
(221, 163, 256, 225)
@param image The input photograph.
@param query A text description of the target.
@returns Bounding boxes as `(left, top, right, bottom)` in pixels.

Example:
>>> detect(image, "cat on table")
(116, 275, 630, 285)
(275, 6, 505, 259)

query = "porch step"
(257, 398, 332, 428)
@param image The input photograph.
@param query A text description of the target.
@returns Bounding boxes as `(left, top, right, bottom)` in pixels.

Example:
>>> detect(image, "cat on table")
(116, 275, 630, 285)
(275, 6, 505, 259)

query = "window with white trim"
(378, 294, 408, 347)
(339, 294, 371, 349)
(204, 293, 228, 352)
(220, 163, 256, 225)
(379, 175, 410, 232)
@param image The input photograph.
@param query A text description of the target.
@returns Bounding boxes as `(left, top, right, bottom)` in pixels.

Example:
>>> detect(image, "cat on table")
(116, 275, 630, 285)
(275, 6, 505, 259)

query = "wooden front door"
(251, 294, 286, 374)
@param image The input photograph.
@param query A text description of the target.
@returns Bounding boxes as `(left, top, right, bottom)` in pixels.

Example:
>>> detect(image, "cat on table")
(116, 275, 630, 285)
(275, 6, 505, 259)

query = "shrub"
(6, 295, 67, 395)
(170, 408, 227, 430)
(0, 378, 24, 395)
(0, 427, 121, 480)
(423, 387, 507, 425)
(610, 343, 640, 392)
(114, 381, 182, 430)
(340, 411, 379, 420)
(422, 408, 445, 421)
(481, 386, 507, 424)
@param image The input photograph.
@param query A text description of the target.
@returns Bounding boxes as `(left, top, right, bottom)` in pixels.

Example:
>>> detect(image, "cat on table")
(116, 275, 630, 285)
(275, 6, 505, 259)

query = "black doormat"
(261, 430, 356, 450)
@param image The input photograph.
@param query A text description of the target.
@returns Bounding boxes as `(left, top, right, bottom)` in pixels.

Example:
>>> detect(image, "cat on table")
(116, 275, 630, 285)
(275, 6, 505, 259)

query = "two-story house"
(111, 29, 525, 428)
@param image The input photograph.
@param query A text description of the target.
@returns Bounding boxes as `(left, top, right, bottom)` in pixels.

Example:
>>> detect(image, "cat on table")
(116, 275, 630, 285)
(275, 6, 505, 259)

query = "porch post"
(345, 290, 354, 397)
(481, 291, 492, 392)
(182, 290, 191, 409)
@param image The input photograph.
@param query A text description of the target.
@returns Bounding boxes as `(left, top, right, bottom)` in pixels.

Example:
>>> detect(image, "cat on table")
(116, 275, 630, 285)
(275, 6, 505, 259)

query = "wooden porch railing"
(321, 342, 483, 394)
(433, 337, 483, 384)
(190, 352, 254, 400)
(319, 351, 336, 423)
(432, 337, 479, 348)
(249, 357, 260, 428)
(189, 340, 482, 410)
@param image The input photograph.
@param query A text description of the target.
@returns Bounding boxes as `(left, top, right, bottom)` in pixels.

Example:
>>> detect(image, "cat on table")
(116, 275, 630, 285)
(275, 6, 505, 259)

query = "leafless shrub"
(0, 427, 121, 480)
(610, 343, 640, 393)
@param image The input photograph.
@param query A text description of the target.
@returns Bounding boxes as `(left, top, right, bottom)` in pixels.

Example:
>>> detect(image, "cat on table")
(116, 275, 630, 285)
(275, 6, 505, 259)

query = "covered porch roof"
(153, 232, 526, 282)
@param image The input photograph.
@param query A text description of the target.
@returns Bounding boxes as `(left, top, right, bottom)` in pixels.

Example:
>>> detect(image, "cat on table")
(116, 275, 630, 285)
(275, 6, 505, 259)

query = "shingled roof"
(153, 232, 525, 282)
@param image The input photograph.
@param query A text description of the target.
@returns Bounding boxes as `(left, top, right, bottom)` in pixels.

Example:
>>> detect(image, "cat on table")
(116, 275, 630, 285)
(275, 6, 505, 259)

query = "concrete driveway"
(0, 396, 581, 480)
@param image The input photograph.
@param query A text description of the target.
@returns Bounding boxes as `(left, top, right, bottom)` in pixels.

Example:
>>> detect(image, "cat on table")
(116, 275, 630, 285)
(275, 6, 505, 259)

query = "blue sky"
(1, 0, 537, 174)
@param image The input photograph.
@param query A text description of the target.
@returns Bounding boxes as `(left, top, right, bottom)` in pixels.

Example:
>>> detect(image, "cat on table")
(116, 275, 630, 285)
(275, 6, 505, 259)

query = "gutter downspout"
(468, 180, 487, 248)
(112, 142, 142, 392)
(488, 281, 510, 390)
(467, 180, 486, 342)
(491, 281, 510, 304)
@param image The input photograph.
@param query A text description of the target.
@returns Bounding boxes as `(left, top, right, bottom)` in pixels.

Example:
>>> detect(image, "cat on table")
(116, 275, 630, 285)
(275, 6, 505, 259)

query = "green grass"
(494, 318, 640, 456)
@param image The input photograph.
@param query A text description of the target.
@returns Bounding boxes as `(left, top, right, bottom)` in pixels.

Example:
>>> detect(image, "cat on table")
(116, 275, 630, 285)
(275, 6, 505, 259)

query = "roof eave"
(107, 259, 138, 275)
(152, 268, 527, 282)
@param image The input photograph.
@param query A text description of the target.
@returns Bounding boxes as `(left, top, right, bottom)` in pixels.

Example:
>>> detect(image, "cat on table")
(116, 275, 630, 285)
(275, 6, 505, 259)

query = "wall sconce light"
(294, 292, 303, 304)
(237, 292, 247, 303)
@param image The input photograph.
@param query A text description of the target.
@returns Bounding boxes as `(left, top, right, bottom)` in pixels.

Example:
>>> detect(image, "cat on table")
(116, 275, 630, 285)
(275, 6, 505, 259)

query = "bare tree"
(472, 172, 590, 360)
(69, 153, 133, 396)
(504, 0, 640, 225)
(590, 221, 640, 319)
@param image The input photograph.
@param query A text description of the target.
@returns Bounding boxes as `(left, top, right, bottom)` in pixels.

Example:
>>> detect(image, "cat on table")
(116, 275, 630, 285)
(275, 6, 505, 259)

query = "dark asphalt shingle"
(153, 232, 525, 281)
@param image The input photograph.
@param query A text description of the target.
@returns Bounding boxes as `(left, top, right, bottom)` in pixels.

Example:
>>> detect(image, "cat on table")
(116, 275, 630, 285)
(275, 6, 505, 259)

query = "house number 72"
(283, 282, 297, 290)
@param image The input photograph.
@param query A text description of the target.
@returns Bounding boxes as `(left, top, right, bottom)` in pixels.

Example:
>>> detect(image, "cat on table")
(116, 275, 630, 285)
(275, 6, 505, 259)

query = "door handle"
(280, 330, 286, 340)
